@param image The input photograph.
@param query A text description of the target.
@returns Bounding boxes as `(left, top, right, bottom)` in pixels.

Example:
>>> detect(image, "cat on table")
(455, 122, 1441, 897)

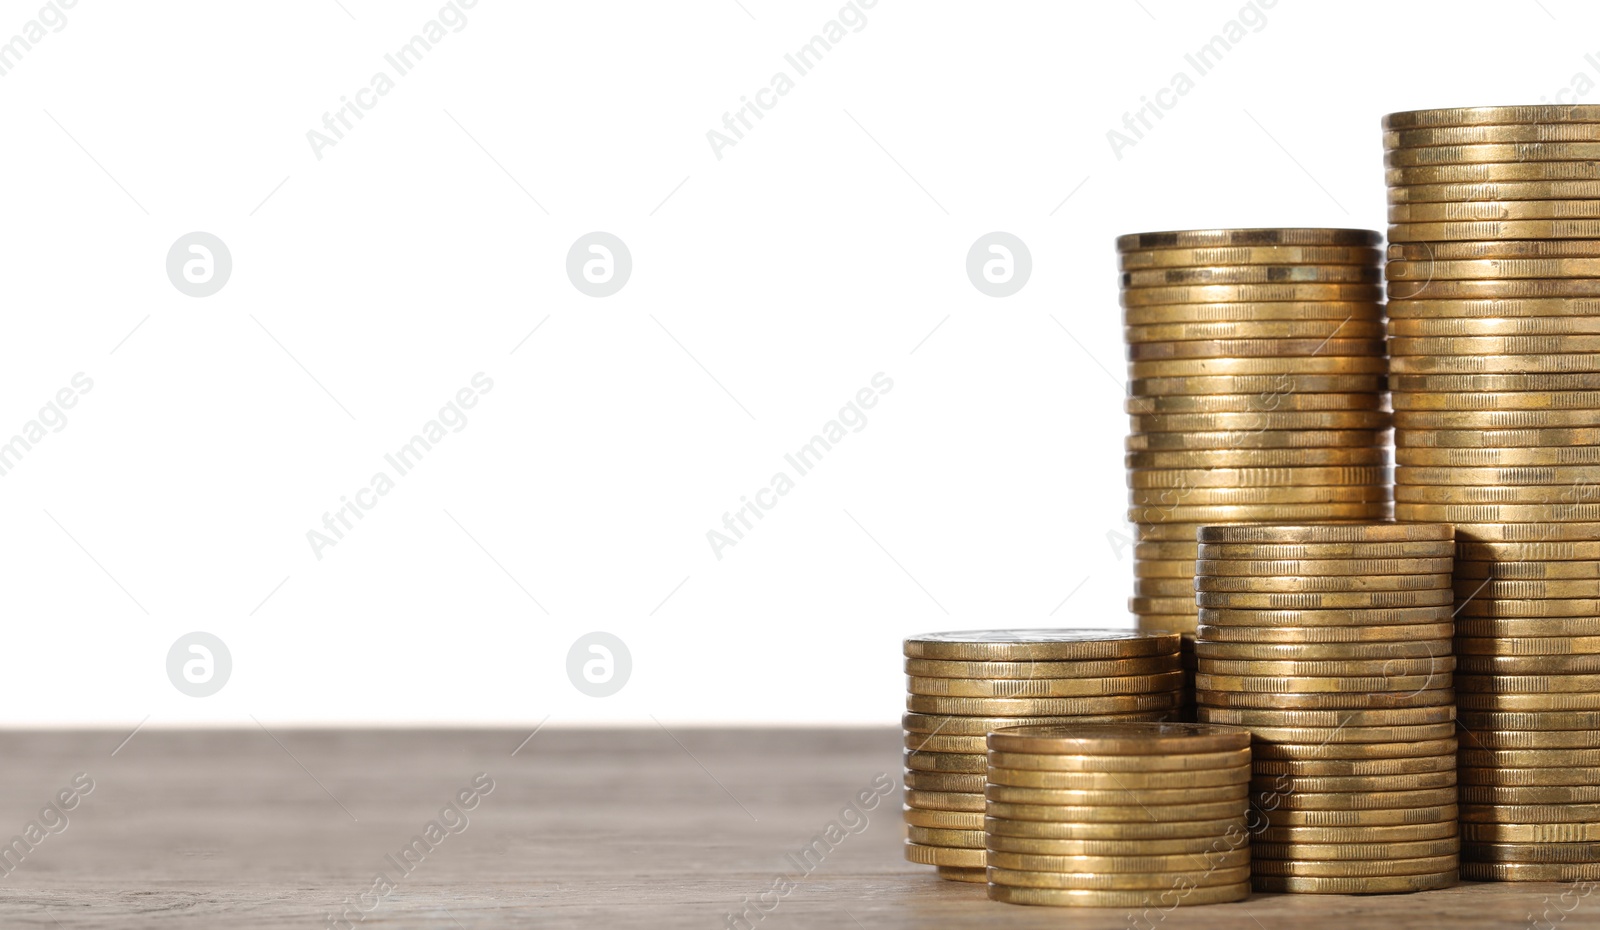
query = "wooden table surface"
(0, 727, 1574, 928)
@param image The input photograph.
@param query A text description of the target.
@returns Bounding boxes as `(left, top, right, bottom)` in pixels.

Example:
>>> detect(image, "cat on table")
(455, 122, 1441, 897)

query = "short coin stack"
(903, 630, 1184, 882)
(983, 722, 1253, 907)
(1192, 523, 1461, 894)
(1383, 104, 1600, 880)
(1118, 228, 1392, 651)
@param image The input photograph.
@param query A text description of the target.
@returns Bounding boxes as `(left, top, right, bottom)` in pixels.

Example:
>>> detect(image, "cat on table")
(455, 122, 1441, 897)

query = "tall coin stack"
(983, 722, 1253, 908)
(1192, 523, 1461, 894)
(1384, 104, 1600, 880)
(902, 630, 1184, 882)
(1118, 228, 1393, 686)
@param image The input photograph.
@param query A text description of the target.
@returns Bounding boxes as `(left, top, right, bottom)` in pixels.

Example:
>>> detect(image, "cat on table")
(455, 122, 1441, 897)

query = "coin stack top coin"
(983, 722, 1253, 907)
(1118, 229, 1392, 646)
(1385, 104, 1600, 881)
(1193, 522, 1461, 894)
(902, 630, 1184, 880)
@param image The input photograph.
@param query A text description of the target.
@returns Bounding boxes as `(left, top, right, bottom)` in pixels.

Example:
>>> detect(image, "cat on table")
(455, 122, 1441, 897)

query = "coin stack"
(903, 630, 1185, 882)
(1192, 523, 1461, 894)
(1384, 104, 1600, 881)
(983, 722, 1253, 907)
(1118, 228, 1393, 652)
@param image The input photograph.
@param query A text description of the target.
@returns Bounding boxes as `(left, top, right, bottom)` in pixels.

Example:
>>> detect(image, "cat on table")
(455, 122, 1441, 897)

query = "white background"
(0, 0, 1586, 725)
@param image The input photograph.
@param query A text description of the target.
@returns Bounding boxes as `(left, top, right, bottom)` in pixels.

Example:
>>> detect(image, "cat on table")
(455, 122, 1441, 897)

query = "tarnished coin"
(1122, 283, 1383, 308)
(905, 825, 984, 846)
(1248, 771, 1456, 793)
(1458, 538, 1600, 560)
(1126, 429, 1389, 451)
(1385, 142, 1600, 166)
(985, 881, 1251, 907)
(903, 750, 985, 773)
(1461, 862, 1600, 881)
(1390, 218, 1600, 242)
(986, 766, 1249, 791)
(1458, 731, 1600, 751)
(1254, 804, 1459, 826)
(1458, 712, 1600, 732)
(1198, 524, 1453, 544)
(1119, 244, 1380, 269)
(985, 721, 1250, 756)
(1390, 240, 1600, 261)
(1386, 122, 1600, 145)
(902, 770, 985, 792)
(984, 799, 1247, 824)
(904, 789, 985, 813)
(1127, 446, 1388, 469)
(1133, 502, 1391, 524)
(986, 865, 1252, 890)
(904, 656, 1182, 679)
(1457, 653, 1600, 675)
(904, 712, 1173, 736)
(1460, 785, 1600, 805)
(1195, 557, 1453, 576)
(1196, 541, 1456, 560)
(1194, 688, 1454, 711)
(1195, 621, 1454, 644)
(1461, 767, 1600, 787)
(1194, 573, 1450, 593)
(1388, 372, 1600, 392)
(1453, 578, 1600, 598)
(1127, 356, 1386, 378)
(1389, 258, 1600, 281)
(1198, 605, 1455, 627)
(1256, 821, 1458, 844)
(1391, 180, 1600, 204)
(1456, 691, 1600, 711)
(1117, 228, 1382, 251)
(1128, 410, 1390, 433)
(1460, 801, 1600, 823)
(986, 833, 1245, 856)
(985, 783, 1249, 807)
(984, 747, 1250, 774)
(1253, 755, 1457, 777)
(1195, 590, 1453, 610)
(906, 693, 1184, 716)
(1251, 738, 1457, 762)
(904, 630, 1180, 661)
(1455, 598, 1600, 619)
(1390, 201, 1600, 223)
(1125, 319, 1387, 344)
(1123, 301, 1381, 326)
(985, 848, 1250, 874)
(1460, 842, 1600, 863)
(1202, 706, 1455, 729)
(1382, 106, 1600, 130)
(1202, 721, 1458, 743)
(1122, 264, 1380, 288)
(935, 866, 987, 883)
(1457, 674, 1600, 694)
(902, 806, 985, 829)
(1455, 559, 1600, 579)
(903, 842, 985, 867)
(1251, 837, 1458, 861)
(906, 671, 1187, 697)
(1396, 411, 1600, 432)
(1127, 339, 1384, 363)
(985, 815, 1247, 841)
(1250, 872, 1458, 893)
(1195, 656, 1451, 677)
(1193, 672, 1446, 694)
(1250, 855, 1458, 878)
(1250, 787, 1458, 811)
(1386, 162, 1600, 185)
(1461, 822, 1600, 843)
(1453, 620, 1600, 640)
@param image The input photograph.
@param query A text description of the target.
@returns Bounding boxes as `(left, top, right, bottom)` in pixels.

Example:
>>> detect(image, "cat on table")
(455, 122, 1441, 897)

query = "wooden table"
(0, 728, 1571, 928)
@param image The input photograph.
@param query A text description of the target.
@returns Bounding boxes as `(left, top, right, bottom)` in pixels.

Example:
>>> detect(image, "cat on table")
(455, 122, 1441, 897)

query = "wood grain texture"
(0, 728, 1576, 928)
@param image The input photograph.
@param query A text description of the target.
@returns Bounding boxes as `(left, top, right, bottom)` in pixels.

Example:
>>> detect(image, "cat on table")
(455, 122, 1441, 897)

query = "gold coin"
(1385, 142, 1600, 166)
(1133, 559, 1198, 579)
(984, 747, 1250, 773)
(984, 815, 1246, 840)
(1208, 721, 1460, 743)
(1393, 333, 1600, 355)
(1198, 606, 1455, 627)
(1462, 822, 1600, 843)
(1256, 822, 1458, 844)
(1126, 375, 1386, 399)
(986, 766, 1249, 791)
(1456, 559, 1600, 579)
(1455, 578, 1600, 598)
(1131, 596, 1206, 615)
(1386, 122, 1600, 145)
(1250, 770, 1457, 793)
(906, 671, 1187, 698)
(902, 842, 984, 867)
(1194, 590, 1453, 609)
(986, 865, 1253, 890)
(986, 833, 1246, 856)
(1195, 541, 1455, 559)
(1391, 322, 1600, 342)
(983, 799, 1247, 824)
(1460, 802, 1600, 822)
(1389, 180, 1600, 203)
(1250, 787, 1459, 811)
(907, 693, 1184, 717)
(1127, 432, 1390, 455)
(935, 866, 987, 883)
(1193, 623, 1455, 645)
(1127, 338, 1385, 362)
(903, 656, 1181, 679)
(1197, 523, 1453, 544)
(1458, 674, 1600, 694)
(985, 881, 1251, 907)
(1125, 320, 1386, 344)
(1194, 557, 1454, 576)
(1397, 448, 1600, 467)
(1253, 755, 1457, 777)
(984, 848, 1250, 874)
(1252, 837, 1459, 861)
(1196, 656, 1451, 677)
(1119, 244, 1381, 269)
(1126, 393, 1383, 415)
(1195, 689, 1455, 711)
(1461, 785, 1600, 804)
(1453, 628, 1600, 648)
(1250, 855, 1458, 878)
(903, 789, 984, 812)
(1459, 539, 1600, 560)
(1201, 707, 1455, 729)
(1458, 654, 1600, 675)
(1390, 201, 1600, 223)
(1397, 410, 1600, 431)
(904, 630, 1180, 662)
(984, 783, 1248, 807)
(1127, 410, 1391, 432)
(1194, 574, 1450, 593)
(1381, 105, 1600, 129)
(1126, 356, 1386, 378)
(905, 733, 993, 753)
(902, 770, 985, 792)
(1461, 841, 1600, 862)
(1456, 598, 1600, 619)
(1122, 265, 1380, 288)
(985, 722, 1249, 756)
(1461, 861, 1600, 881)
(1392, 356, 1600, 377)
(1122, 283, 1383, 307)
(1447, 521, 1600, 541)
(1195, 672, 1447, 694)
(1459, 731, 1600, 751)
(1256, 804, 1459, 826)
(1251, 738, 1457, 762)
(1390, 372, 1600, 392)
(1129, 582, 1194, 602)
(1386, 162, 1600, 185)
(904, 711, 1172, 737)
(1126, 447, 1389, 469)
(1134, 614, 1199, 634)
(1399, 465, 1600, 485)
(904, 750, 984, 773)
(1117, 229, 1382, 252)
(1389, 258, 1600, 281)
(1123, 301, 1381, 325)
(1398, 432, 1600, 453)
(1251, 872, 1458, 893)
(902, 806, 985, 829)
(1456, 691, 1600, 711)
(905, 825, 984, 846)
(1390, 219, 1600, 242)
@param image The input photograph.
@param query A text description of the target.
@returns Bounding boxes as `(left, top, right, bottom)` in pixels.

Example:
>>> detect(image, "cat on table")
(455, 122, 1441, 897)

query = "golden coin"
(1194, 590, 1453, 610)
(1389, 258, 1600, 281)
(1386, 162, 1600, 185)
(1389, 372, 1600, 393)
(1193, 623, 1455, 646)
(986, 833, 1245, 856)
(1389, 180, 1600, 203)
(904, 656, 1181, 679)
(902, 842, 985, 867)
(1252, 872, 1458, 893)
(905, 825, 984, 846)
(1386, 123, 1600, 146)
(1393, 333, 1600, 355)
(904, 711, 1172, 737)
(985, 766, 1249, 791)
(1197, 523, 1453, 544)
(1461, 862, 1600, 881)
(1250, 770, 1457, 793)
(1117, 229, 1382, 252)
(1389, 240, 1600, 261)
(1456, 692, 1600, 711)
(1455, 578, 1600, 598)
(1127, 432, 1390, 455)
(1460, 801, 1600, 823)
(1194, 573, 1450, 593)
(1381, 105, 1600, 129)
(1385, 142, 1600, 166)
(985, 721, 1249, 756)
(1392, 356, 1600, 377)
(1119, 244, 1381, 269)
(1123, 265, 1380, 288)
(935, 866, 987, 883)
(1250, 787, 1458, 811)
(1131, 596, 1205, 615)
(1399, 465, 1600, 485)
(1462, 822, 1600, 843)
(1461, 841, 1600, 862)
(1126, 393, 1383, 415)
(1390, 219, 1600, 242)
(1447, 521, 1600, 541)
(1134, 614, 1198, 634)
(1452, 628, 1600, 649)
(1127, 338, 1385, 362)
(1253, 754, 1457, 777)
(1456, 598, 1600, 619)
(985, 881, 1251, 907)
(986, 865, 1253, 890)
(984, 783, 1248, 807)
(1133, 558, 1199, 579)
(903, 789, 984, 813)
(1397, 411, 1600, 431)
(984, 747, 1250, 773)
(1210, 722, 1459, 743)
(985, 848, 1250, 874)
(1127, 410, 1390, 432)
(1256, 804, 1459, 826)
(1201, 707, 1454, 729)
(1398, 448, 1600, 468)
(1458, 674, 1600, 694)
(1459, 731, 1600, 751)
(1390, 201, 1600, 223)
(1457, 654, 1600, 675)
(1251, 855, 1458, 878)
(1251, 738, 1457, 762)
(1126, 356, 1386, 378)
(1126, 376, 1386, 399)
(906, 671, 1187, 698)
(1256, 822, 1458, 844)
(1196, 689, 1455, 712)
(1196, 656, 1451, 677)
(906, 693, 1184, 717)
(902, 806, 985, 829)
(984, 814, 1247, 841)
(902, 770, 985, 792)
(1126, 447, 1389, 470)
(1459, 539, 1600, 560)
(1195, 671, 1447, 694)
(904, 630, 1180, 662)
(1198, 606, 1454, 627)
(1122, 301, 1381, 325)
(1125, 320, 1387, 344)
(1456, 559, 1600, 579)
(1391, 322, 1600, 342)
(1252, 837, 1459, 861)
(1194, 557, 1453, 576)
(904, 750, 984, 773)
(1195, 541, 1455, 560)
(905, 733, 992, 753)
(983, 799, 1247, 824)
(1398, 432, 1600, 453)
(1462, 785, 1600, 804)
(1122, 283, 1383, 307)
